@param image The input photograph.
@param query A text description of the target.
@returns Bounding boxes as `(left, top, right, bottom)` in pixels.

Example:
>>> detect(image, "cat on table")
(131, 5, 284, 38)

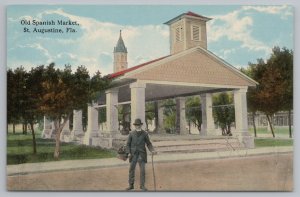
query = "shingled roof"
(164, 11, 212, 25)
(109, 55, 170, 79)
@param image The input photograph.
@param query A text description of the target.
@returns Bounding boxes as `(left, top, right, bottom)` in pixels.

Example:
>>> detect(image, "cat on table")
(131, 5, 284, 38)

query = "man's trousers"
(128, 153, 146, 187)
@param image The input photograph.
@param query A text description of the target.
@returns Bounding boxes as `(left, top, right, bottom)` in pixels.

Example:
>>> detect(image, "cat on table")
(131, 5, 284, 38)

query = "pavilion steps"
(151, 137, 244, 154)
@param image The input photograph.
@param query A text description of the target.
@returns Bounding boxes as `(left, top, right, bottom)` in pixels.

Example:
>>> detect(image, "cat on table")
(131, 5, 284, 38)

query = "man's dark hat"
(133, 118, 143, 125)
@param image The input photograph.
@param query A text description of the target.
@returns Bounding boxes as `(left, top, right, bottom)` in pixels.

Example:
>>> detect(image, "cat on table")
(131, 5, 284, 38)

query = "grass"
(254, 138, 293, 148)
(7, 132, 117, 165)
(7, 127, 293, 165)
(249, 127, 292, 136)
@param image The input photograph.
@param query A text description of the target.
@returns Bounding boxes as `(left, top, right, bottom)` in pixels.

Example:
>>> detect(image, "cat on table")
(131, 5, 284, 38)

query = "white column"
(60, 119, 70, 142)
(50, 121, 56, 138)
(234, 88, 249, 133)
(123, 104, 131, 132)
(42, 116, 52, 139)
(73, 110, 84, 136)
(83, 103, 99, 145)
(62, 119, 70, 133)
(200, 93, 215, 136)
(130, 82, 146, 130)
(234, 88, 254, 148)
(176, 97, 188, 135)
(106, 89, 119, 135)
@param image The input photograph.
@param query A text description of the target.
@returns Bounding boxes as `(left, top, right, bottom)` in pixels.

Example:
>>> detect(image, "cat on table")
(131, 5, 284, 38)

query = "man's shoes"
(126, 185, 134, 191)
(140, 186, 148, 191)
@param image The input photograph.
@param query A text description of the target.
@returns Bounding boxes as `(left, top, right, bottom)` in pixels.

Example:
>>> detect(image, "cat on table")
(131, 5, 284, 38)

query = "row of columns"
(42, 82, 252, 147)
(103, 82, 244, 137)
(80, 84, 249, 139)
(42, 110, 86, 142)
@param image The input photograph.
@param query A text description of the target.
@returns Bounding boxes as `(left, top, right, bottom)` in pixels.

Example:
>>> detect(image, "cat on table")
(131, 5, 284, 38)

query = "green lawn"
(7, 128, 293, 165)
(254, 138, 293, 148)
(249, 127, 292, 136)
(7, 132, 117, 165)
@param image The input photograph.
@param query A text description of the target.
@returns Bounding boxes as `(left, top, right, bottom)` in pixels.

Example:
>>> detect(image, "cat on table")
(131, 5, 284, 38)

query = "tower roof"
(164, 11, 212, 25)
(114, 30, 127, 53)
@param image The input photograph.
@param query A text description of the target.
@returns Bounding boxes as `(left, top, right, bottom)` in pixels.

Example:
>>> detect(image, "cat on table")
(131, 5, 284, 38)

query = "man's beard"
(136, 127, 142, 131)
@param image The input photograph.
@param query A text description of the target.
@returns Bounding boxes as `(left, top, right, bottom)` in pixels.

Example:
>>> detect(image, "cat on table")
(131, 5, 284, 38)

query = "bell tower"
(164, 11, 212, 54)
(113, 30, 128, 72)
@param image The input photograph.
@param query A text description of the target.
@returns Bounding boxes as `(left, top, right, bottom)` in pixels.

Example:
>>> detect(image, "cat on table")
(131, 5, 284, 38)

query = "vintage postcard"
(6, 5, 293, 191)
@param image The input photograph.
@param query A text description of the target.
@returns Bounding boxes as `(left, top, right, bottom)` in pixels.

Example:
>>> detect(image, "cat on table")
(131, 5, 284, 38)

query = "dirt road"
(7, 153, 293, 191)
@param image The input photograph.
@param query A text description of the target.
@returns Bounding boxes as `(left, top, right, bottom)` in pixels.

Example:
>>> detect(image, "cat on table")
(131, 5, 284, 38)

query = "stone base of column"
(87, 136, 114, 148)
(153, 126, 166, 134)
(73, 129, 84, 137)
(50, 129, 57, 139)
(235, 132, 255, 148)
(180, 129, 189, 135)
(200, 129, 217, 136)
(69, 130, 83, 143)
(42, 129, 52, 139)
(241, 135, 255, 148)
(199, 129, 207, 136)
(89, 132, 126, 148)
(83, 130, 99, 145)
(60, 132, 72, 143)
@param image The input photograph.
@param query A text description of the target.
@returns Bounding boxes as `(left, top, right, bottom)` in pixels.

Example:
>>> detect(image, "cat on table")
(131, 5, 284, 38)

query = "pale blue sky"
(7, 5, 293, 75)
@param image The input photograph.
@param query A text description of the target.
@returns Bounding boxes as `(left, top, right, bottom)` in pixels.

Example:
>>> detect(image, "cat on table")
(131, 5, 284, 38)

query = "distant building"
(113, 30, 128, 73)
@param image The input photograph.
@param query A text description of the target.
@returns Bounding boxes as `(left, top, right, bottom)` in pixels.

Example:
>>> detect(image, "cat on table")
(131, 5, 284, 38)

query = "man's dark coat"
(126, 130, 154, 163)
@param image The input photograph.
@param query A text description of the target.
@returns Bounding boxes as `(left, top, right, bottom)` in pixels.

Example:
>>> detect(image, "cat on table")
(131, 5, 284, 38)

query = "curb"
(7, 147, 293, 176)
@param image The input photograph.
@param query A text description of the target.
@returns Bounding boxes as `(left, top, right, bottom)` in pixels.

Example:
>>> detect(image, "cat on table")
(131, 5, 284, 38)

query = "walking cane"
(151, 153, 157, 191)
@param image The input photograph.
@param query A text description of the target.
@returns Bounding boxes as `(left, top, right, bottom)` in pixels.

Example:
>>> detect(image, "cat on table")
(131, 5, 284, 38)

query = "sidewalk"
(7, 146, 293, 176)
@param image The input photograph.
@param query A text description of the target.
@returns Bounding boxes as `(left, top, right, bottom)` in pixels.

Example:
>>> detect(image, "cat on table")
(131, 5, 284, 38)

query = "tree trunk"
(54, 131, 61, 160)
(288, 110, 292, 138)
(222, 128, 225, 136)
(197, 124, 201, 133)
(53, 116, 69, 160)
(13, 123, 15, 134)
(30, 122, 37, 154)
(23, 122, 28, 134)
(266, 115, 275, 138)
(25, 122, 28, 133)
(22, 123, 25, 134)
(252, 112, 257, 138)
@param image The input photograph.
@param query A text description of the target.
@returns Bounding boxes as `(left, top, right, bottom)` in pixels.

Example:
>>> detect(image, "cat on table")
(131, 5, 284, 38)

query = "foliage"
(212, 93, 235, 136)
(7, 63, 110, 159)
(244, 46, 293, 138)
(7, 67, 27, 133)
(118, 105, 130, 134)
(268, 47, 293, 138)
(163, 99, 176, 133)
(7, 69, 18, 133)
(145, 102, 155, 130)
(186, 96, 202, 132)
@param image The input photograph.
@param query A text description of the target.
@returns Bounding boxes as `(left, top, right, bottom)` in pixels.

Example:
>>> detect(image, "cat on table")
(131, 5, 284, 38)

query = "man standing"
(125, 118, 156, 191)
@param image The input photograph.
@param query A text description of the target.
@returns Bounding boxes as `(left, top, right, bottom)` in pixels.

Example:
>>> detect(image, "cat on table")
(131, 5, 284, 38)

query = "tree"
(118, 105, 130, 134)
(39, 63, 109, 159)
(186, 96, 202, 133)
(163, 99, 176, 133)
(267, 47, 293, 138)
(241, 65, 260, 137)
(23, 66, 45, 154)
(244, 47, 293, 138)
(213, 93, 235, 136)
(7, 69, 17, 134)
(145, 102, 155, 131)
(12, 67, 27, 134)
